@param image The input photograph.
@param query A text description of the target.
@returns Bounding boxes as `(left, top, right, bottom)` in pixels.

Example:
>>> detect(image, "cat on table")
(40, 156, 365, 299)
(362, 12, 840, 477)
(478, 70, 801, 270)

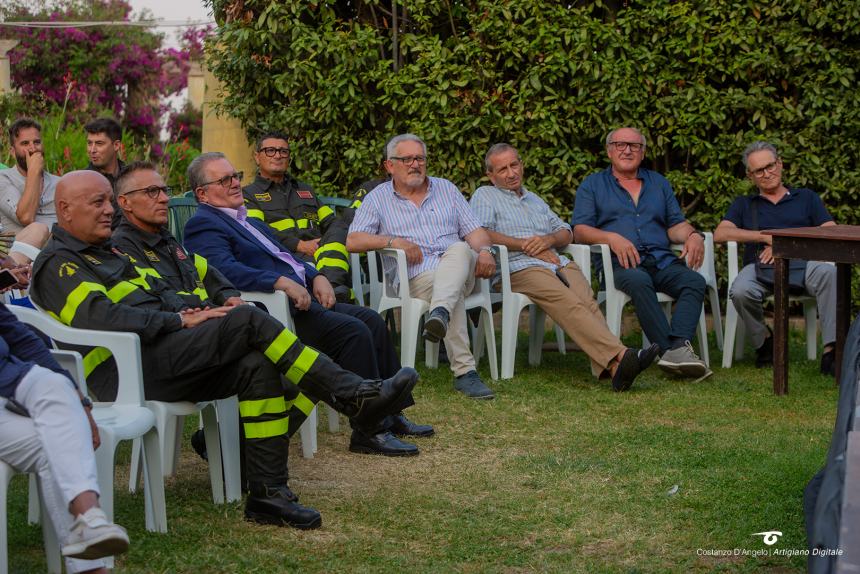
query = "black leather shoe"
(389, 413, 435, 437)
(755, 334, 774, 368)
(611, 348, 641, 392)
(245, 483, 321, 529)
(190, 429, 207, 461)
(353, 368, 419, 426)
(821, 348, 836, 377)
(349, 430, 419, 456)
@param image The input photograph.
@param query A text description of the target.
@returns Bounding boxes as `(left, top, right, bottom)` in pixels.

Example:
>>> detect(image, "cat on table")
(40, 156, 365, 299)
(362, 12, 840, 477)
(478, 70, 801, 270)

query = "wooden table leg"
(835, 262, 851, 383)
(773, 256, 789, 395)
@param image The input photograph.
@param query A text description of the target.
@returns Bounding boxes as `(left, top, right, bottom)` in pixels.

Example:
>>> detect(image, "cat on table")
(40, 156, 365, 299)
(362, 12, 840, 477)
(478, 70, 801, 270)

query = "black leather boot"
(245, 483, 321, 530)
(351, 368, 420, 426)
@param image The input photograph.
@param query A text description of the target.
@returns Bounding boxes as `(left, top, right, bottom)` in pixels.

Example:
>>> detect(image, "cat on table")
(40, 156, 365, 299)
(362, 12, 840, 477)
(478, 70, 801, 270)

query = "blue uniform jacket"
(183, 203, 319, 296)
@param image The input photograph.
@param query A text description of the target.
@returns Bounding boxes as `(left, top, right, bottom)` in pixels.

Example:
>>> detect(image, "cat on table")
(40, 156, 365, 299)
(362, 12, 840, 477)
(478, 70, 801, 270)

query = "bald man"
(30, 170, 420, 530)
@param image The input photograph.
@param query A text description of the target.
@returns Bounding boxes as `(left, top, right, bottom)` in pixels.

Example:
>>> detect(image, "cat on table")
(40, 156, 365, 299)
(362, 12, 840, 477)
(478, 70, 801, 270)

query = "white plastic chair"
(496, 244, 591, 379)
(7, 305, 167, 535)
(1, 460, 62, 574)
(370, 247, 498, 379)
(699, 233, 724, 351)
(592, 240, 711, 367)
(240, 291, 341, 459)
(721, 240, 818, 368)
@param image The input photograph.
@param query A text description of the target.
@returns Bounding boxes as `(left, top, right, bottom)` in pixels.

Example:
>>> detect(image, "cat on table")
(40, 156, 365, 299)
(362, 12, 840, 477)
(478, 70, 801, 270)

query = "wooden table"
(763, 225, 860, 395)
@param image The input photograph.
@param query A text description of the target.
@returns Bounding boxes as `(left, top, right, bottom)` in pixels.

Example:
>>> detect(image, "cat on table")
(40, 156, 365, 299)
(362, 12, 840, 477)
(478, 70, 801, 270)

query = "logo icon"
(753, 531, 783, 545)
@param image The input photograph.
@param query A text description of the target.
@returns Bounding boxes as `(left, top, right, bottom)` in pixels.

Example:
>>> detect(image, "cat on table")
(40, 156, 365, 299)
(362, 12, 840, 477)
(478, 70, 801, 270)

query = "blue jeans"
(612, 256, 706, 352)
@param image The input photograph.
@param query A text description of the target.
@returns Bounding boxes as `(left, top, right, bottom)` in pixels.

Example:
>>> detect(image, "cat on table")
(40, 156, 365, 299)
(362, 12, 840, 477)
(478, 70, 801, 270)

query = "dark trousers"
(612, 256, 706, 352)
(292, 301, 411, 433)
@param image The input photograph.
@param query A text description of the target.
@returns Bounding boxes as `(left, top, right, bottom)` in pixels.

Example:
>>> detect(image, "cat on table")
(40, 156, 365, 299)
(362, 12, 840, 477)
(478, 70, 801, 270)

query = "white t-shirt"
(0, 167, 59, 233)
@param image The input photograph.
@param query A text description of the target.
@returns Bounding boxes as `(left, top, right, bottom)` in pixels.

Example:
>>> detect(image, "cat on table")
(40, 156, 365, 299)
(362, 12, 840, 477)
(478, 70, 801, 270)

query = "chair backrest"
(167, 196, 199, 244)
(319, 196, 351, 212)
(8, 305, 146, 407)
(370, 248, 413, 313)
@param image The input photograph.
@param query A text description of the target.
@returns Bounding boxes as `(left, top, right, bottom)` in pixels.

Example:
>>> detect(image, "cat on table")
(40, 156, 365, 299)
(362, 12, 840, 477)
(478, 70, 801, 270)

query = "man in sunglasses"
(572, 127, 708, 378)
(31, 168, 420, 529)
(714, 141, 837, 374)
(242, 131, 354, 303)
(183, 154, 432, 456)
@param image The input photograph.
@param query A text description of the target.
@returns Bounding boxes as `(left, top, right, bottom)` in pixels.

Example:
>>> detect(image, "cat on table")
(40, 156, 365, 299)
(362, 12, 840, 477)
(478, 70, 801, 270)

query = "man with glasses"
(572, 127, 708, 378)
(242, 131, 353, 302)
(714, 141, 837, 374)
(346, 133, 498, 399)
(184, 153, 432, 456)
(31, 168, 420, 529)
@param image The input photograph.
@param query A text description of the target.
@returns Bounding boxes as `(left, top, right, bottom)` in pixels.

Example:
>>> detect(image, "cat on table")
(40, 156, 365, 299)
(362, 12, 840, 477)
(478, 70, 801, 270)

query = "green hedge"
(205, 0, 858, 231)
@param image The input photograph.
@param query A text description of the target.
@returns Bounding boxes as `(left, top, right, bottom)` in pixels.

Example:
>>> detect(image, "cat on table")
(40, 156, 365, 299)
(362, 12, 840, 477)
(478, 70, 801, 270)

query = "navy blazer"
(183, 203, 318, 294)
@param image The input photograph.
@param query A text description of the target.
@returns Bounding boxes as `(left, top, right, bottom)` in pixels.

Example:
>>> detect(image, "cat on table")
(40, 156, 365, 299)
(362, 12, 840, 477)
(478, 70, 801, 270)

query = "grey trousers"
(729, 261, 836, 349)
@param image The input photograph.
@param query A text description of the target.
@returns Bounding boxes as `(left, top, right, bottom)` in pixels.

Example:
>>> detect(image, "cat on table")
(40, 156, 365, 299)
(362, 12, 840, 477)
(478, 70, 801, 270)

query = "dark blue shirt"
(722, 187, 833, 267)
(572, 167, 687, 269)
(0, 302, 73, 398)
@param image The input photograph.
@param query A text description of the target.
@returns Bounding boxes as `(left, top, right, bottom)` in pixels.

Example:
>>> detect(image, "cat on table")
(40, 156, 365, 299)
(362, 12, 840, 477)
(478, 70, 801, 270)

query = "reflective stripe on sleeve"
(271, 218, 296, 231)
(284, 347, 319, 385)
(238, 396, 288, 418)
(314, 242, 348, 260)
(247, 209, 265, 221)
(316, 257, 349, 271)
(243, 417, 289, 439)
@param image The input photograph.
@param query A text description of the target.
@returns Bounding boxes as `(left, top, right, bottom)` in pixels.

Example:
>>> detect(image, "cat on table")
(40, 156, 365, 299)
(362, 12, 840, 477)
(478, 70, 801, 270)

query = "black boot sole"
(348, 443, 420, 457)
(245, 510, 322, 530)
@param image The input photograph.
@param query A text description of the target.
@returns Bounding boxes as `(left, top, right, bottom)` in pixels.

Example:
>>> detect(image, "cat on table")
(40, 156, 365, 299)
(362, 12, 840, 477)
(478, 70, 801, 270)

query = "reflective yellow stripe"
(316, 257, 349, 271)
(243, 417, 289, 439)
(59, 282, 107, 324)
(247, 209, 265, 221)
(296, 219, 309, 229)
(285, 347, 319, 385)
(193, 288, 208, 300)
(83, 347, 112, 377)
(135, 266, 162, 280)
(293, 393, 315, 416)
(238, 396, 287, 418)
(106, 281, 139, 302)
(317, 205, 335, 221)
(263, 329, 299, 363)
(271, 218, 296, 231)
(193, 254, 208, 280)
(349, 199, 362, 209)
(314, 242, 348, 259)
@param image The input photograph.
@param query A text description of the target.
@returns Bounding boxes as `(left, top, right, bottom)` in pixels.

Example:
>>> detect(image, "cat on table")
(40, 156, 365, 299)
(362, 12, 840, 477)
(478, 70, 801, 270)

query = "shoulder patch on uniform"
(297, 190, 314, 199)
(175, 247, 187, 260)
(143, 249, 160, 262)
(59, 262, 79, 278)
(83, 254, 101, 265)
(254, 193, 272, 202)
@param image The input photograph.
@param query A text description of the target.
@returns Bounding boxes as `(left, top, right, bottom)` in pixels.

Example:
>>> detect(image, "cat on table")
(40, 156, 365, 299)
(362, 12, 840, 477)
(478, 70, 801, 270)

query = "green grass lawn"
(7, 330, 838, 573)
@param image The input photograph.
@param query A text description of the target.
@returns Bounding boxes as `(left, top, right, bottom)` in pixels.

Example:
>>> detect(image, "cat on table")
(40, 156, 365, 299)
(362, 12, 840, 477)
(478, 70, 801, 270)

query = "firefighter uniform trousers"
(135, 304, 367, 483)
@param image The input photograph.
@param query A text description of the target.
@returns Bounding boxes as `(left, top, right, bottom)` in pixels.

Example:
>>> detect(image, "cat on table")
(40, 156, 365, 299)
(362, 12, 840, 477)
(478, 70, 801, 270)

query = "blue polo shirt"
(723, 187, 833, 266)
(572, 167, 686, 269)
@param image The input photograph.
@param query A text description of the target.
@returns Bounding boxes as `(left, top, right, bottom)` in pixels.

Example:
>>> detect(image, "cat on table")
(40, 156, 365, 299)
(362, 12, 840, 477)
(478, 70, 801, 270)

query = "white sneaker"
(657, 340, 708, 378)
(62, 507, 130, 560)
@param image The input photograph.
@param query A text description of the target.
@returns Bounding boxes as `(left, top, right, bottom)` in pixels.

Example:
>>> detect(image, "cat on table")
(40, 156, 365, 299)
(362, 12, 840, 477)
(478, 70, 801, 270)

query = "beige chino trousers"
(409, 242, 478, 377)
(509, 262, 625, 377)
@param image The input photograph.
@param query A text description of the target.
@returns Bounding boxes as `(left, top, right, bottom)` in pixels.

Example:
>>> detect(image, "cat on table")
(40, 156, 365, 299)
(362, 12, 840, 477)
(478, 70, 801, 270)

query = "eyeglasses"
(259, 147, 290, 158)
(390, 155, 427, 166)
(608, 141, 644, 152)
(748, 160, 780, 178)
(122, 185, 172, 199)
(199, 172, 244, 189)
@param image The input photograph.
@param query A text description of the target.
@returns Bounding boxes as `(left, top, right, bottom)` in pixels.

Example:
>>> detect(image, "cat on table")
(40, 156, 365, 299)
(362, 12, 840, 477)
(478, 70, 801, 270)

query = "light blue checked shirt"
(349, 177, 482, 279)
(470, 184, 571, 274)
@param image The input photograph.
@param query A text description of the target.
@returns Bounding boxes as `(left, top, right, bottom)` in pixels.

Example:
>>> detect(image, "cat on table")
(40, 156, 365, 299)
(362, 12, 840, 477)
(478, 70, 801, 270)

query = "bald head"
(56, 170, 115, 244)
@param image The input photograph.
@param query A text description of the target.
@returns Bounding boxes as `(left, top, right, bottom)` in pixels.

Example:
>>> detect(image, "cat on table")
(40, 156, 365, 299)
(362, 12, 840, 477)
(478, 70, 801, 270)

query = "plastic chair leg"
(34, 478, 61, 574)
(480, 309, 499, 381)
(697, 310, 710, 367)
(325, 405, 340, 432)
(214, 397, 241, 503)
(299, 408, 317, 459)
(722, 298, 739, 368)
(141, 427, 167, 533)
(399, 305, 423, 369)
(804, 300, 818, 360)
(527, 306, 544, 367)
(1, 463, 13, 574)
(27, 474, 39, 525)
(200, 405, 225, 504)
(554, 324, 566, 355)
(709, 286, 724, 351)
(500, 304, 520, 380)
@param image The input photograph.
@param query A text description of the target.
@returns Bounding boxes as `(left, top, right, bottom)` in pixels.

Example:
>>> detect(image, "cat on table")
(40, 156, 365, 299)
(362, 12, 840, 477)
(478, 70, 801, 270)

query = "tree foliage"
(205, 0, 859, 231)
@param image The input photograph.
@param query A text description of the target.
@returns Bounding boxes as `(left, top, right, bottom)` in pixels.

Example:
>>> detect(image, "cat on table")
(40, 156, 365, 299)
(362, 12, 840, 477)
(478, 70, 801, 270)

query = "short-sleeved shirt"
(572, 167, 686, 269)
(722, 187, 833, 266)
(0, 168, 59, 233)
(348, 176, 481, 279)
(470, 184, 571, 273)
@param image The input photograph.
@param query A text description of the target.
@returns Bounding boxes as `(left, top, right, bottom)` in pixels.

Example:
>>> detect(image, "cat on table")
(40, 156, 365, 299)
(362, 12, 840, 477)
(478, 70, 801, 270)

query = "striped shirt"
(349, 176, 481, 279)
(470, 185, 571, 274)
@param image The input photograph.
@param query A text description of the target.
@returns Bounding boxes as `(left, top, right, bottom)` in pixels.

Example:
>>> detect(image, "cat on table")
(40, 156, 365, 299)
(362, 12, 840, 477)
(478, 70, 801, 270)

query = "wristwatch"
(81, 397, 93, 409)
(479, 246, 497, 257)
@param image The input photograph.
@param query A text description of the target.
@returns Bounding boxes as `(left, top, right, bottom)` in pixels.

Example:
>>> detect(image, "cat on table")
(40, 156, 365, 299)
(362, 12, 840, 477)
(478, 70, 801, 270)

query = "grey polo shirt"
(0, 167, 59, 233)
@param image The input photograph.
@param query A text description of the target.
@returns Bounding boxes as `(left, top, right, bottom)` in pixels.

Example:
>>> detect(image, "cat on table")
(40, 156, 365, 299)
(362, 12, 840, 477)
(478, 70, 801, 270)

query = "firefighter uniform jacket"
(111, 218, 240, 308)
(243, 174, 352, 297)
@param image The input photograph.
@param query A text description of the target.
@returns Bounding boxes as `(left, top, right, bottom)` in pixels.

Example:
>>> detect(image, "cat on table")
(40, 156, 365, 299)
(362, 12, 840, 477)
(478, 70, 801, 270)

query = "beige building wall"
(201, 66, 255, 185)
(0, 40, 20, 96)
